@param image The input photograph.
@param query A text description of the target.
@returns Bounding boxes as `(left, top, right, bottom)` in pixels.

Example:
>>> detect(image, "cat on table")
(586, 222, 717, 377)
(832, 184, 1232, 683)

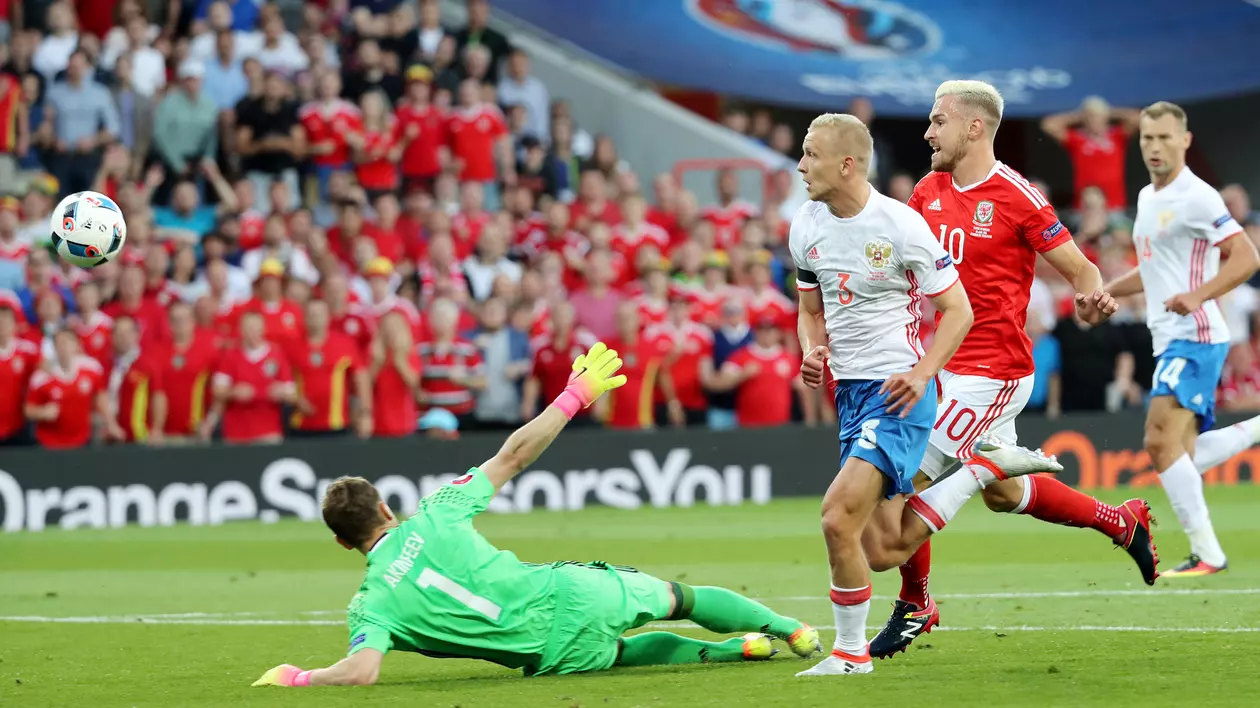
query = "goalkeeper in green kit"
(252, 342, 820, 687)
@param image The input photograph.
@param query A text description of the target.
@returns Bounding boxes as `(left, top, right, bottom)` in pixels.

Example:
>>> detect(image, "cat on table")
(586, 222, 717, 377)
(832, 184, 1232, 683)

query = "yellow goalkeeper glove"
(552, 341, 627, 417)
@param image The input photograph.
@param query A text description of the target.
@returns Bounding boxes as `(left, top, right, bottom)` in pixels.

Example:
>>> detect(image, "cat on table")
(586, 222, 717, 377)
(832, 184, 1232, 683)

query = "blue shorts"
(1151, 340, 1228, 433)
(834, 378, 937, 498)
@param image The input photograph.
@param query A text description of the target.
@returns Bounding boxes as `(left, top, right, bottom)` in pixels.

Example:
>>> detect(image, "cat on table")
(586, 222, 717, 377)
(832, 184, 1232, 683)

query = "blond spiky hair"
(935, 80, 1004, 133)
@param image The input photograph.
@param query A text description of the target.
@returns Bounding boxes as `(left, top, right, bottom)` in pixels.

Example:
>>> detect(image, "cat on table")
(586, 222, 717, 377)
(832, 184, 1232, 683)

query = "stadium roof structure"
(494, 0, 1260, 116)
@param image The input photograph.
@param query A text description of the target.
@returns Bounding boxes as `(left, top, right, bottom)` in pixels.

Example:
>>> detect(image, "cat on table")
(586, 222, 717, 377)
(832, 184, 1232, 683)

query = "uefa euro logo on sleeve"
(687, 0, 939, 59)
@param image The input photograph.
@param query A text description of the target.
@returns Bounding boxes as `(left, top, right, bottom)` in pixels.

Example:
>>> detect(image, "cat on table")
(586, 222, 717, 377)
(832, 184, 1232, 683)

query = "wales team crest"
(974, 200, 995, 225)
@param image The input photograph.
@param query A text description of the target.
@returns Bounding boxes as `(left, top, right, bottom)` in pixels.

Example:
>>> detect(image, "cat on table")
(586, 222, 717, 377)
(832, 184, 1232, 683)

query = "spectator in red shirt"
(688, 251, 734, 329)
(24, 329, 120, 449)
(612, 194, 671, 271)
(26, 289, 67, 355)
(370, 193, 411, 269)
(743, 252, 796, 331)
(360, 257, 422, 334)
(1041, 96, 1141, 210)
(702, 168, 760, 250)
(350, 90, 402, 199)
(142, 244, 180, 308)
(646, 294, 714, 426)
(522, 301, 597, 424)
(448, 78, 511, 198)
(323, 272, 375, 356)
(569, 250, 624, 341)
(207, 310, 296, 445)
(300, 70, 363, 198)
(395, 65, 449, 192)
(634, 260, 672, 330)
(236, 259, 304, 347)
(369, 310, 422, 438)
(107, 315, 159, 443)
(451, 181, 492, 259)
(104, 265, 169, 346)
(602, 300, 671, 430)
(327, 201, 388, 268)
(569, 169, 622, 232)
(289, 299, 371, 438)
(152, 302, 219, 443)
(713, 318, 805, 428)
(0, 303, 40, 446)
(417, 298, 486, 420)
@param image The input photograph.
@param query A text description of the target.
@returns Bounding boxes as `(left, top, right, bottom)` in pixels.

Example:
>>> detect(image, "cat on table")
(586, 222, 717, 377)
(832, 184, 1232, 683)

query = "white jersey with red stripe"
(1133, 167, 1242, 356)
(789, 190, 959, 380)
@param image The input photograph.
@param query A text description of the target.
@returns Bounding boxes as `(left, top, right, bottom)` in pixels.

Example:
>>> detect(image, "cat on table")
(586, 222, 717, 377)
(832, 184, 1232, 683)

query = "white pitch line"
(762, 588, 1260, 601)
(2, 615, 1258, 633)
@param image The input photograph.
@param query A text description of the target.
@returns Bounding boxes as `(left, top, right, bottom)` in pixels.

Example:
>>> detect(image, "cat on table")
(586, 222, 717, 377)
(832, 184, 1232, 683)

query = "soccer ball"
(49, 191, 128, 267)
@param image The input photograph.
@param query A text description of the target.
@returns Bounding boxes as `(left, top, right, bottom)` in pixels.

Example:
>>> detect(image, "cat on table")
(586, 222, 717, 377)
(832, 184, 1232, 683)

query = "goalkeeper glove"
(551, 341, 627, 419)
(251, 664, 312, 687)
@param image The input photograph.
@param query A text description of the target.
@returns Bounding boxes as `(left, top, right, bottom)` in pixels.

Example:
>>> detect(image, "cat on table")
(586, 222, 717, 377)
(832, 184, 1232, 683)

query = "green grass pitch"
(3, 485, 1260, 707)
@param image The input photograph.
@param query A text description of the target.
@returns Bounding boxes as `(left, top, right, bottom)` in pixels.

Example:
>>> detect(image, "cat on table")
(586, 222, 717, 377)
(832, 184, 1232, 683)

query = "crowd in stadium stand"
(2, 0, 1260, 450)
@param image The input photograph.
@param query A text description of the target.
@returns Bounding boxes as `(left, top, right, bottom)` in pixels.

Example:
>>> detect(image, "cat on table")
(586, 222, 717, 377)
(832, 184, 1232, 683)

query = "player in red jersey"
(715, 318, 802, 428)
(207, 311, 297, 445)
(868, 80, 1149, 659)
(288, 299, 371, 438)
(153, 303, 220, 443)
(24, 330, 119, 449)
(602, 301, 670, 430)
(107, 315, 161, 443)
(0, 303, 40, 445)
(69, 281, 114, 369)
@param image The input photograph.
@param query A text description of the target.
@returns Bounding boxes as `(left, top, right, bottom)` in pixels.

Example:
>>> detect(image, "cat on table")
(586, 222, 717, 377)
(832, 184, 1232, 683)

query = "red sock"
(897, 540, 931, 609)
(1020, 476, 1125, 539)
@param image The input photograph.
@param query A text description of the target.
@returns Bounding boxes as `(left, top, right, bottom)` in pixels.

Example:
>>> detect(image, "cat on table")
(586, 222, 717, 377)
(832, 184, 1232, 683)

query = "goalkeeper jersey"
(345, 468, 558, 669)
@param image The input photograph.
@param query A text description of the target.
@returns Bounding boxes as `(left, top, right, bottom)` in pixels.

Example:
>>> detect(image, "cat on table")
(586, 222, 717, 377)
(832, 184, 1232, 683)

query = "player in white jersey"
(1105, 102, 1260, 577)
(790, 114, 1060, 677)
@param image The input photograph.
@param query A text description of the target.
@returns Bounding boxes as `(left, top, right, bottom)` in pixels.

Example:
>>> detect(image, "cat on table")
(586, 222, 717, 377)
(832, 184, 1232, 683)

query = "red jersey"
(145, 279, 180, 309)
(327, 221, 390, 266)
(331, 309, 375, 356)
(702, 200, 759, 250)
(395, 103, 448, 179)
(25, 357, 105, 449)
(602, 336, 668, 429)
(153, 335, 219, 436)
(1062, 126, 1129, 210)
(71, 310, 114, 369)
(645, 321, 713, 410)
(214, 344, 293, 443)
(0, 338, 40, 439)
(102, 298, 170, 346)
(238, 209, 266, 251)
(298, 99, 363, 167)
(373, 353, 421, 437)
(415, 262, 468, 304)
(635, 295, 669, 330)
(108, 351, 160, 442)
(451, 210, 491, 259)
(910, 162, 1073, 380)
(610, 222, 671, 270)
(0, 74, 21, 153)
(0, 238, 30, 263)
(531, 334, 595, 417)
(356, 126, 400, 192)
(289, 334, 363, 432)
(234, 298, 304, 348)
(688, 284, 733, 328)
(569, 199, 622, 231)
(724, 345, 797, 427)
(417, 339, 483, 415)
(743, 286, 796, 330)
(447, 105, 506, 182)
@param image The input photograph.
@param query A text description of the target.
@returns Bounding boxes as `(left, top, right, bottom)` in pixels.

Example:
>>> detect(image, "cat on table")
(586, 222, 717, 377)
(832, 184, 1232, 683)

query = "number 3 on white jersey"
(937, 224, 966, 264)
(1154, 357, 1186, 390)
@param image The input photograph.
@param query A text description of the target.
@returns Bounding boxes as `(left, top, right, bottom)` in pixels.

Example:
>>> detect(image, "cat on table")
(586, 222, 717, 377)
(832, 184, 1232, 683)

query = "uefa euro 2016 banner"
(0, 413, 1255, 532)
(495, 0, 1260, 115)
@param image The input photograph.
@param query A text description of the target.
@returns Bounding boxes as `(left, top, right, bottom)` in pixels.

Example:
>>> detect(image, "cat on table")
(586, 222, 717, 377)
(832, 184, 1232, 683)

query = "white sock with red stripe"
(829, 585, 871, 660)
(907, 458, 1002, 532)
